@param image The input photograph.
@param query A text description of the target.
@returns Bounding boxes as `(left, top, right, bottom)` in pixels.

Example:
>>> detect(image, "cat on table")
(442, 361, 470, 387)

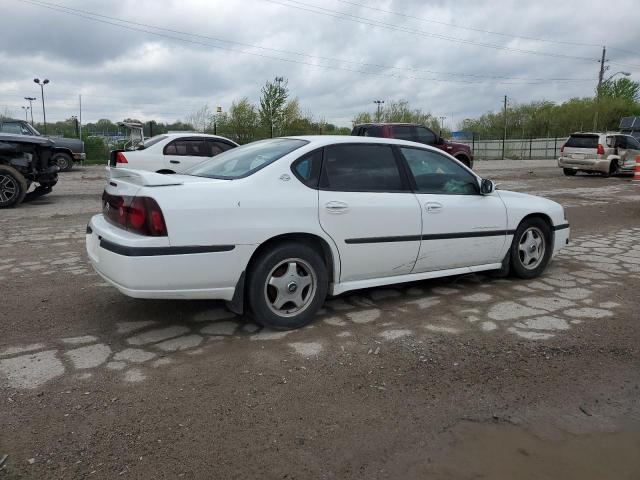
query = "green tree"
(227, 97, 259, 144)
(600, 78, 640, 102)
(259, 77, 289, 137)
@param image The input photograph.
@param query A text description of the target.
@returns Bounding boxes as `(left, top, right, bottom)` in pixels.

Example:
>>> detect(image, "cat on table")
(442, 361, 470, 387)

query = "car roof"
(162, 132, 227, 138)
(353, 123, 424, 127)
(282, 135, 437, 149)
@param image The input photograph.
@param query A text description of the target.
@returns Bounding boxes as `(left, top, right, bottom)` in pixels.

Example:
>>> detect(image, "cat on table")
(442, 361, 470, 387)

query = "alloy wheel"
(517, 227, 546, 270)
(0, 174, 18, 204)
(264, 258, 317, 317)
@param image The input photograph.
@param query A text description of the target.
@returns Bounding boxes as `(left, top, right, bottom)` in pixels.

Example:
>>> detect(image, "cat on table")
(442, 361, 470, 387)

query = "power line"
(263, 0, 640, 68)
(331, 0, 640, 56)
(16, 0, 607, 84)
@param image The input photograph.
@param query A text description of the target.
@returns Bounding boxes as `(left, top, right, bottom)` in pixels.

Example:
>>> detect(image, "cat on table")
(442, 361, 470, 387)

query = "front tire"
(53, 153, 73, 172)
(247, 242, 328, 330)
(563, 168, 577, 176)
(510, 218, 552, 279)
(0, 165, 28, 208)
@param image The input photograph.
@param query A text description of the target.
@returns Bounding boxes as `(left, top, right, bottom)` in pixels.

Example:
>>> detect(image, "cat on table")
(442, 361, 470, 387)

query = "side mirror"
(480, 178, 495, 195)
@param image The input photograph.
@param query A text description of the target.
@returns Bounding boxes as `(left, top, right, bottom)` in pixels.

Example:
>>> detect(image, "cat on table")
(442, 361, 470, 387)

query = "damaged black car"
(0, 133, 59, 208)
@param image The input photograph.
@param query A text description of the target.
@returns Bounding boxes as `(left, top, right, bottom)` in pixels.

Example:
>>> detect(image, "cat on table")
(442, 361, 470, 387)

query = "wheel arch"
(247, 232, 338, 285)
(453, 153, 471, 167)
(516, 212, 555, 243)
(51, 147, 73, 157)
(228, 231, 339, 315)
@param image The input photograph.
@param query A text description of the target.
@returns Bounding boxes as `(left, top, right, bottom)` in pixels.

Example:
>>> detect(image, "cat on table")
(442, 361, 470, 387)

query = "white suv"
(110, 133, 238, 173)
(558, 132, 640, 177)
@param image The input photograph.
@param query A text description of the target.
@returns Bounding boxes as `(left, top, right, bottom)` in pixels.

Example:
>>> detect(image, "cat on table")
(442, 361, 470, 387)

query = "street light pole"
(24, 97, 36, 125)
(374, 100, 384, 122)
(33, 78, 50, 134)
(22, 106, 30, 122)
(438, 116, 447, 136)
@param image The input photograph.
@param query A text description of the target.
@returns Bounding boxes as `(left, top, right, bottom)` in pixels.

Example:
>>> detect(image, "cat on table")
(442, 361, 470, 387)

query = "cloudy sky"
(1, 0, 638, 129)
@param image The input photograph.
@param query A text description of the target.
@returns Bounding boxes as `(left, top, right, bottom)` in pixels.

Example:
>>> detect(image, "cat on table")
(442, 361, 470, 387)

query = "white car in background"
(110, 133, 238, 173)
(87, 136, 570, 330)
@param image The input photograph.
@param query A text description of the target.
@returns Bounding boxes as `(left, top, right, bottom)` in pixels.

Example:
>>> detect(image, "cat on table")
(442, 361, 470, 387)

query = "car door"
(617, 135, 640, 171)
(318, 143, 422, 283)
(398, 146, 508, 272)
(163, 137, 208, 173)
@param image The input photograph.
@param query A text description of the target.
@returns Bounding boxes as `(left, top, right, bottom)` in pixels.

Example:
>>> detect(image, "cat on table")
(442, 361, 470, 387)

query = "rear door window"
(164, 139, 207, 156)
(565, 135, 599, 149)
(392, 126, 415, 141)
(321, 144, 406, 192)
(362, 126, 383, 137)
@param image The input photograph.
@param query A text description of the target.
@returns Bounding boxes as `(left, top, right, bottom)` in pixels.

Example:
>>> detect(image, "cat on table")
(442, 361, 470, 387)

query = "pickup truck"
(0, 119, 85, 171)
(352, 123, 474, 168)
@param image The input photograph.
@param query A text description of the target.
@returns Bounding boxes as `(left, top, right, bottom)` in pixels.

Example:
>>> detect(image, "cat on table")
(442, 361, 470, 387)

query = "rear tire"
(0, 165, 28, 208)
(455, 155, 471, 168)
(601, 160, 618, 178)
(53, 153, 73, 172)
(510, 218, 553, 279)
(563, 168, 577, 176)
(247, 242, 328, 330)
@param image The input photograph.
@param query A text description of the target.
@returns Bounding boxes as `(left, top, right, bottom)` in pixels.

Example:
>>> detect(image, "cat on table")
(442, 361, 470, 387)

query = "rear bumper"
(558, 156, 608, 173)
(86, 214, 255, 300)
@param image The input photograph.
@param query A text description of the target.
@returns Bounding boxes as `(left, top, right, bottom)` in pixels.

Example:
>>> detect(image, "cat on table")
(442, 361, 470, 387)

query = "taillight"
(116, 152, 128, 164)
(560, 143, 565, 153)
(597, 144, 605, 155)
(102, 192, 167, 236)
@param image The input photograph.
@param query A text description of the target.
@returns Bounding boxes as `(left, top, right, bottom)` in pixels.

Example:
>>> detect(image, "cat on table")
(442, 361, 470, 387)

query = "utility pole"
(24, 97, 36, 125)
(594, 46, 607, 131)
(374, 100, 384, 122)
(271, 77, 284, 138)
(78, 94, 82, 140)
(502, 95, 508, 160)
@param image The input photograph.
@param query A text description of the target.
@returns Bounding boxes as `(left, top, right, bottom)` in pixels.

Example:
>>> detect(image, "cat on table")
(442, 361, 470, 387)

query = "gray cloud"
(1, 0, 638, 128)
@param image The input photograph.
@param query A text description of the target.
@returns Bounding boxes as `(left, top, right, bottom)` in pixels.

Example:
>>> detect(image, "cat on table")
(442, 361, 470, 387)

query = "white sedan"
(87, 136, 570, 329)
(111, 133, 238, 173)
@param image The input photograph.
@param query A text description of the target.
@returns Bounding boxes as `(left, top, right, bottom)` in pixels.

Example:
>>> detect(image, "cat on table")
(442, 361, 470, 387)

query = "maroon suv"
(351, 123, 474, 168)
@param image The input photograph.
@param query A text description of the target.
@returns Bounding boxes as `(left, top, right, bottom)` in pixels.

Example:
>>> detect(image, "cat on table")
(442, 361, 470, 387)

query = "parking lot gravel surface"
(1, 160, 639, 479)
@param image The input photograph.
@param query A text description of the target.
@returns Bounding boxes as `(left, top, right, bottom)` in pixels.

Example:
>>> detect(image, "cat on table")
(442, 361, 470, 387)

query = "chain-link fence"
(458, 136, 567, 160)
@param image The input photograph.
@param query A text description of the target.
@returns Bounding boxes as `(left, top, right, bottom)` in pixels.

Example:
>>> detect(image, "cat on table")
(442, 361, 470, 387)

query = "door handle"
(325, 201, 349, 214)
(425, 202, 443, 213)
(170, 160, 180, 164)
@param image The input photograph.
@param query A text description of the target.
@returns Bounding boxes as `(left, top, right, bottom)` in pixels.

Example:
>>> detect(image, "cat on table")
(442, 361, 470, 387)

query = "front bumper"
(86, 214, 255, 300)
(73, 152, 87, 161)
(552, 224, 570, 256)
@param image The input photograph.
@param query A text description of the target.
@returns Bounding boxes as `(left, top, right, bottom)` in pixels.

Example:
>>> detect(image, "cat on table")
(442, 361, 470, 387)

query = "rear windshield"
(137, 135, 167, 150)
(565, 135, 599, 149)
(186, 138, 308, 179)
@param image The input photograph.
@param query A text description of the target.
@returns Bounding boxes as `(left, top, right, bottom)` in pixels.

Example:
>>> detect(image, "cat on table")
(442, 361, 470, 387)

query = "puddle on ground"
(425, 421, 640, 480)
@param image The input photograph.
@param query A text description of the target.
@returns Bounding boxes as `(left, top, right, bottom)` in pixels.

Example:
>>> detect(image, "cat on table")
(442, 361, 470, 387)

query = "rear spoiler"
(107, 167, 183, 187)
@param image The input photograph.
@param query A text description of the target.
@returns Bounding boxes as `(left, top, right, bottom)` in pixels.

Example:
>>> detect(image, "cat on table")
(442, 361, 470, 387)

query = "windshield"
(186, 138, 308, 179)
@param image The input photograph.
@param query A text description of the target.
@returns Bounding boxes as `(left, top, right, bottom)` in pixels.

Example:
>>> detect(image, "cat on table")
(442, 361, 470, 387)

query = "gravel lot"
(1, 160, 639, 479)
